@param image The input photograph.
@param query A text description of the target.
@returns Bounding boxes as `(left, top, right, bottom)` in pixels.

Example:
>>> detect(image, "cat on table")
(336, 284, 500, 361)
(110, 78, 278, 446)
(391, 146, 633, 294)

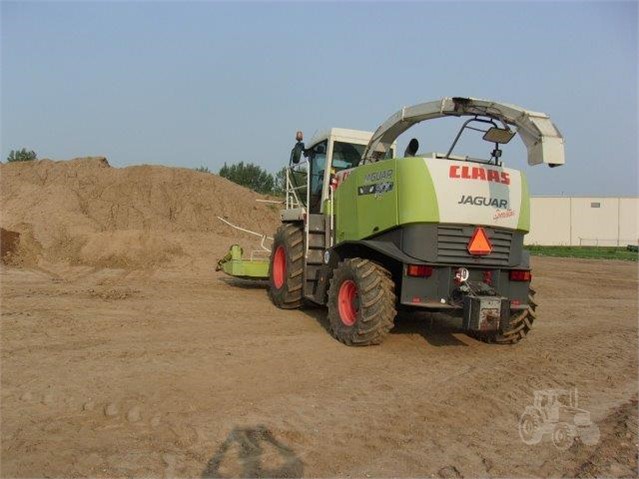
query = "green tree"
(194, 165, 211, 173)
(7, 148, 37, 162)
(219, 161, 275, 194)
(272, 167, 287, 196)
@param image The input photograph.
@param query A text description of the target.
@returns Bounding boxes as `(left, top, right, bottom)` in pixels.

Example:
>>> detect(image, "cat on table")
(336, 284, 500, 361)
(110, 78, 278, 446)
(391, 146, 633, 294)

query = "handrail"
(216, 216, 273, 249)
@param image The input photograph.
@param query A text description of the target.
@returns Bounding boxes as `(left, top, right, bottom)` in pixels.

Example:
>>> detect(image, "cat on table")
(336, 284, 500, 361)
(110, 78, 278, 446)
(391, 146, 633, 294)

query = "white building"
(525, 196, 638, 246)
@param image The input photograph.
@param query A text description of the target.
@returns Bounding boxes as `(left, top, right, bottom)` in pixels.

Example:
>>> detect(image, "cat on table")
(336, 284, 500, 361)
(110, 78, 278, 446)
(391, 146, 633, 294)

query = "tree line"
(197, 162, 286, 196)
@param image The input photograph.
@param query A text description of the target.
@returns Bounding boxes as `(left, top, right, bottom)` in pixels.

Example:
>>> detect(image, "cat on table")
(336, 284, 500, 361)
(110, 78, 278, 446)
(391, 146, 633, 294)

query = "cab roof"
(307, 128, 375, 148)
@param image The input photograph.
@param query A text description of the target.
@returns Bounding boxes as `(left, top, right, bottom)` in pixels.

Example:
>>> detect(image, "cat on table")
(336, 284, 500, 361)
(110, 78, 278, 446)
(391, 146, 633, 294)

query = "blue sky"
(1, 1, 637, 195)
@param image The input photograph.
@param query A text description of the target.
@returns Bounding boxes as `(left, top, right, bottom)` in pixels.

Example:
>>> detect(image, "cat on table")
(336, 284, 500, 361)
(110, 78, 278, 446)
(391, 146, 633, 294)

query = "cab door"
(307, 141, 328, 214)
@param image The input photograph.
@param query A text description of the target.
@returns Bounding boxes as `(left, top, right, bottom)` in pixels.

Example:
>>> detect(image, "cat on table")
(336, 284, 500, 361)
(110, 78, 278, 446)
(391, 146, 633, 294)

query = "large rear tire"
(327, 258, 396, 346)
(471, 288, 537, 344)
(268, 223, 304, 309)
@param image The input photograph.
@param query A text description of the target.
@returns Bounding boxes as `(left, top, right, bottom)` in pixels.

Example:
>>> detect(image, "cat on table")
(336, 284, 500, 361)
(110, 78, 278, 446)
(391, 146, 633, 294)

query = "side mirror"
(290, 142, 305, 164)
(290, 131, 305, 164)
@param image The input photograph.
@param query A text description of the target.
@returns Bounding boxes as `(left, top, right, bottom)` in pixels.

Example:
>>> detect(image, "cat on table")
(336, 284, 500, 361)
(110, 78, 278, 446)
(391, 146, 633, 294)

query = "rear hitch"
(462, 295, 509, 331)
(450, 273, 508, 332)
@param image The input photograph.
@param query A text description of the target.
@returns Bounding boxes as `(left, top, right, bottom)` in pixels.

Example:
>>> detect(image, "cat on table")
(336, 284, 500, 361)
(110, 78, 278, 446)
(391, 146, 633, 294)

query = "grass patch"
(527, 245, 638, 261)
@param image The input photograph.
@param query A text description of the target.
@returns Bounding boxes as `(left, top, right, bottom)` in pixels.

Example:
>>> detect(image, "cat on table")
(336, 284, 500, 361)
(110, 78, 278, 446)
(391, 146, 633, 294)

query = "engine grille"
(436, 225, 514, 266)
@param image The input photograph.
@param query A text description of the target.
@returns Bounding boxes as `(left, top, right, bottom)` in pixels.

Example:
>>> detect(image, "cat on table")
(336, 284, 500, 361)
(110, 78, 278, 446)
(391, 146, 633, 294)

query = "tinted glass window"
(332, 142, 365, 170)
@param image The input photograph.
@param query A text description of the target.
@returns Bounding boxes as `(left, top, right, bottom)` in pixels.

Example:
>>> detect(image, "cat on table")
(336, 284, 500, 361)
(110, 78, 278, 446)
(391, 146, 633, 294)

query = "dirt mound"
(0, 157, 281, 270)
(0, 227, 20, 263)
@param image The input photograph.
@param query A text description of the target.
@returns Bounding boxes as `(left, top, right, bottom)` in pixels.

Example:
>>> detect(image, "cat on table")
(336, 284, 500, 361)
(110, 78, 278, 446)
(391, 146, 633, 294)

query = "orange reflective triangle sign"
(468, 227, 492, 255)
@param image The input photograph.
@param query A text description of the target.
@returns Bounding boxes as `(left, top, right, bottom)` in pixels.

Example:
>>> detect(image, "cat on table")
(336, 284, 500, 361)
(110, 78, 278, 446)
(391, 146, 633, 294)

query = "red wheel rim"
(272, 246, 286, 289)
(338, 280, 358, 326)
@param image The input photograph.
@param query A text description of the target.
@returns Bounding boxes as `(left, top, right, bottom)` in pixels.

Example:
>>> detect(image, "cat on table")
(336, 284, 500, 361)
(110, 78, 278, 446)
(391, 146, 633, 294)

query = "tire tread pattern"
(470, 289, 537, 344)
(268, 224, 304, 309)
(327, 258, 396, 346)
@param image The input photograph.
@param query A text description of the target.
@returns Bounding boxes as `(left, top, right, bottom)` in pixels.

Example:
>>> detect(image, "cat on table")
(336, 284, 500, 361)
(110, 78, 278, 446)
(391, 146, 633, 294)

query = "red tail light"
(510, 270, 532, 281)
(407, 265, 433, 277)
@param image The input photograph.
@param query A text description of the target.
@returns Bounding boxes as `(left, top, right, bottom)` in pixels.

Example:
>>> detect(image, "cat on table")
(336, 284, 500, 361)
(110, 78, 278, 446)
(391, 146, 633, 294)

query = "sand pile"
(0, 157, 281, 269)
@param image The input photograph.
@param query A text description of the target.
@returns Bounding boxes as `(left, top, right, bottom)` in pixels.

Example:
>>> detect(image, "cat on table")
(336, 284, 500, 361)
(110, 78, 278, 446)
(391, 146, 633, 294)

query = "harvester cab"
(222, 96, 565, 347)
(284, 128, 396, 216)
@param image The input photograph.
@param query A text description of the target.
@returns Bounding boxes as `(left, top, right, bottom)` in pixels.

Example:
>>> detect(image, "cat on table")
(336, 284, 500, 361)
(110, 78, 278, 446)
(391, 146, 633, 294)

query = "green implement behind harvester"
(218, 97, 565, 346)
(216, 245, 269, 279)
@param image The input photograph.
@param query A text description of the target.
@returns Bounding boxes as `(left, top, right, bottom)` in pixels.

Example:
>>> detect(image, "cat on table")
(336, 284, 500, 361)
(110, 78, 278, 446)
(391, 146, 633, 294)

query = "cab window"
(332, 141, 365, 171)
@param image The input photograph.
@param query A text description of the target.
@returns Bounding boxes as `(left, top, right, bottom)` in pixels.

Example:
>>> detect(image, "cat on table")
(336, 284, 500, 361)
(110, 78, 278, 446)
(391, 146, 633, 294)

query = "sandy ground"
(1, 256, 637, 478)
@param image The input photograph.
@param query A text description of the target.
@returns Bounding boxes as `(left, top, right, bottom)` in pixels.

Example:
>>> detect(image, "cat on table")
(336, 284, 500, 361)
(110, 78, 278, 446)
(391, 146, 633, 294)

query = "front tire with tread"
(268, 223, 304, 309)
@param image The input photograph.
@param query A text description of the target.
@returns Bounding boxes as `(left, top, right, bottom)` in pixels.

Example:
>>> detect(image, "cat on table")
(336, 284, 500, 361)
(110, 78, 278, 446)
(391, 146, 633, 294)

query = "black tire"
(327, 258, 396, 346)
(470, 288, 537, 344)
(268, 223, 304, 309)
